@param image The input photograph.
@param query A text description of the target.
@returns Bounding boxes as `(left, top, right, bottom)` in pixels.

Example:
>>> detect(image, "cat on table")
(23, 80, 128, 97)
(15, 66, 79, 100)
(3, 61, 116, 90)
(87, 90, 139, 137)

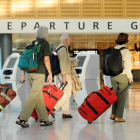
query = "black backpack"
(46, 46, 67, 76)
(102, 47, 127, 76)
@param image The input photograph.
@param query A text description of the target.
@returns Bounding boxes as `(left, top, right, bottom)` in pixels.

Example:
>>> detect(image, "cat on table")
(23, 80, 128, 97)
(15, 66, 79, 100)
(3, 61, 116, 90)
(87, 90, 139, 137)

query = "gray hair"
(35, 26, 48, 39)
(60, 34, 70, 43)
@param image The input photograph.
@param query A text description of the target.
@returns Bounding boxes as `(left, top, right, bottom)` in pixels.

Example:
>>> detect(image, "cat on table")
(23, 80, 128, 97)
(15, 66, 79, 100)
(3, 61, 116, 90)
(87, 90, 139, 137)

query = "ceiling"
(12, 33, 140, 54)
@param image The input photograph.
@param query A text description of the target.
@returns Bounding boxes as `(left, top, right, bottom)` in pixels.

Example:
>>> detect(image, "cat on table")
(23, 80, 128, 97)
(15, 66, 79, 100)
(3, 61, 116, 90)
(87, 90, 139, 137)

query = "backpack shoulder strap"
(119, 47, 127, 51)
(55, 46, 67, 52)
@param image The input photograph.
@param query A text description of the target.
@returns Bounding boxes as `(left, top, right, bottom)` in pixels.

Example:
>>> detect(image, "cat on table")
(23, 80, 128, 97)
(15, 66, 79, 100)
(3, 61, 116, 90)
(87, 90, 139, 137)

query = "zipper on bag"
(103, 87, 111, 95)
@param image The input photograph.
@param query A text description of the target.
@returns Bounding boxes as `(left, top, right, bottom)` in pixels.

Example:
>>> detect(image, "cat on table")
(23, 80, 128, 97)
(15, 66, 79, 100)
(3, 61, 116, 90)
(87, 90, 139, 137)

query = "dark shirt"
(28, 38, 51, 74)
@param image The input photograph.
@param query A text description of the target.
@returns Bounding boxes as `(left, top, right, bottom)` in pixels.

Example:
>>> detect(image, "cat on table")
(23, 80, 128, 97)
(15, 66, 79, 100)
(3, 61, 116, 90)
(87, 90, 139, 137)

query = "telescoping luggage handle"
(45, 82, 68, 98)
(59, 82, 68, 91)
(15, 80, 25, 91)
(45, 82, 68, 91)
(117, 82, 133, 97)
(85, 82, 133, 100)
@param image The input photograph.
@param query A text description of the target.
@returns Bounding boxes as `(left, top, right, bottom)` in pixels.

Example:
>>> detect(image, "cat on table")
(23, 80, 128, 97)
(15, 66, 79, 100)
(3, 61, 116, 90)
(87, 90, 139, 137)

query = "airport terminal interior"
(0, 0, 140, 140)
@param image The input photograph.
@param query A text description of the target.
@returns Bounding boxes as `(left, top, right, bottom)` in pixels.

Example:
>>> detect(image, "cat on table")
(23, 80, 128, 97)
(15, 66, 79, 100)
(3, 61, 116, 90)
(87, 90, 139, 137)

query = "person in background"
(110, 33, 133, 122)
(51, 34, 73, 119)
(15, 26, 53, 127)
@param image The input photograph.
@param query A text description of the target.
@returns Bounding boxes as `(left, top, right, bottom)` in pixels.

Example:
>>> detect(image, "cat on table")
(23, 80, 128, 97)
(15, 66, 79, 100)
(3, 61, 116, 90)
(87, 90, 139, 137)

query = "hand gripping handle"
(59, 82, 68, 91)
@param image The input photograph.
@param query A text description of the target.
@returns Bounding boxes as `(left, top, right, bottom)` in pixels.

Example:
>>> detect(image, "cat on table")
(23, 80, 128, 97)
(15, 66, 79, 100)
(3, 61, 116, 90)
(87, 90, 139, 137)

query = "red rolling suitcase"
(0, 84, 16, 112)
(78, 84, 132, 124)
(31, 83, 67, 120)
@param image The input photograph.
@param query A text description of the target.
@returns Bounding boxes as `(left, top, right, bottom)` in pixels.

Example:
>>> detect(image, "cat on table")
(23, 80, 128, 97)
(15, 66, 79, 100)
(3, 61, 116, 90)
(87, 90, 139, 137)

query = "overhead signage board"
(0, 19, 139, 33)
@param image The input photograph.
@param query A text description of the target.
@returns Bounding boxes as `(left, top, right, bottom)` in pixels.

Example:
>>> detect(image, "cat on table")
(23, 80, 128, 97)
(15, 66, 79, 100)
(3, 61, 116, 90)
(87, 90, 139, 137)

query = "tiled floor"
(0, 81, 140, 140)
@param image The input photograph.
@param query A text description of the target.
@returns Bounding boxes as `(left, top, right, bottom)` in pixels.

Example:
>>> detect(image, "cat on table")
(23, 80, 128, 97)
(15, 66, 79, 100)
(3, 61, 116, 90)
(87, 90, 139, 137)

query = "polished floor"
(0, 81, 140, 140)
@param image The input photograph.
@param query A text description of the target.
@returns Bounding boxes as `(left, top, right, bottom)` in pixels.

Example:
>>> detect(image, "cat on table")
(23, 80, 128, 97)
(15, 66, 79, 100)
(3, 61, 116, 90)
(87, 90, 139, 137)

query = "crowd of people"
(15, 26, 133, 128)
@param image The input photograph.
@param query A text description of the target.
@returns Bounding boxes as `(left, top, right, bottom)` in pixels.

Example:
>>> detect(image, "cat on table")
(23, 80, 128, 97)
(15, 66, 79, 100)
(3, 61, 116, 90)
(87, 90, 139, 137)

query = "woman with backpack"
(110, 33, 133, 122)
(15, 26, 53, 127)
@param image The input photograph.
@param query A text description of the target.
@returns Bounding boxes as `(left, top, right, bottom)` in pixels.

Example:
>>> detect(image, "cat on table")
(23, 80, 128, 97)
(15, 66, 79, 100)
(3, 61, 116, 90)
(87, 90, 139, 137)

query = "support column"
(139, 42, 140, 81)
(0, 34, 12, 66)
(0, 34, 12, 83)
(0, 47, 2, 83)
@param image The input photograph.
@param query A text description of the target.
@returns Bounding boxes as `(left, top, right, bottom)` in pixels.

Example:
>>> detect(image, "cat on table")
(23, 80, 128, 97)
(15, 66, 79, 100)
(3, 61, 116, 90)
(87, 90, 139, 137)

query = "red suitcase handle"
(59, 82, 68, 91)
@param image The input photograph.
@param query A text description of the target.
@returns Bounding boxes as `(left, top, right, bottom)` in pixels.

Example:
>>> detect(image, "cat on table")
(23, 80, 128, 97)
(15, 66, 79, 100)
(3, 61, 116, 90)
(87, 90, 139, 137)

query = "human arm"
(44, 56, 52, 83)
(123, 49, 133, 84)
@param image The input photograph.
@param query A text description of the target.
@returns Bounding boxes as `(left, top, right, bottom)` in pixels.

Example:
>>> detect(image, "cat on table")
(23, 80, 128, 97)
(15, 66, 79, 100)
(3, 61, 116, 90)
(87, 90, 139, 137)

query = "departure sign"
(0, 19, 140, 33)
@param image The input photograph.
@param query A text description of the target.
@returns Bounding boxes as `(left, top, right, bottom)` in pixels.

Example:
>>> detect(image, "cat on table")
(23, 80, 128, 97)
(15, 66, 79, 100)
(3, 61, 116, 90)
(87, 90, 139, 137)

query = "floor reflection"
(0, 80, 140, 140)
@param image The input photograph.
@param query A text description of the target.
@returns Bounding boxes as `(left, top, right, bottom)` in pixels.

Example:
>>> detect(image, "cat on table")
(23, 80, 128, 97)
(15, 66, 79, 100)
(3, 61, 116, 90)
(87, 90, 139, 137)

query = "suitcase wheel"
(88, 121, 92, 124)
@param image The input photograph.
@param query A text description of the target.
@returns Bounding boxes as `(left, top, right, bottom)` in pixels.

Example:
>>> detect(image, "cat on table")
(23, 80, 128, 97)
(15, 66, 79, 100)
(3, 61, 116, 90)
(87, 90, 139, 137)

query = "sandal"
(62, 114, 73, 118)
(40, 121, 53, 126)
(115, 117, 125, 122)
(110, 114, 116, 120)
(15, 116, 29, 128)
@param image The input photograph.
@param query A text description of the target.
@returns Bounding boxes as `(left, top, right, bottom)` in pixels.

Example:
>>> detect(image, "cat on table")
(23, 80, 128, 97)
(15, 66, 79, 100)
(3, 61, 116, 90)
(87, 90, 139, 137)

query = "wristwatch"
(22, 72, 25, 75)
